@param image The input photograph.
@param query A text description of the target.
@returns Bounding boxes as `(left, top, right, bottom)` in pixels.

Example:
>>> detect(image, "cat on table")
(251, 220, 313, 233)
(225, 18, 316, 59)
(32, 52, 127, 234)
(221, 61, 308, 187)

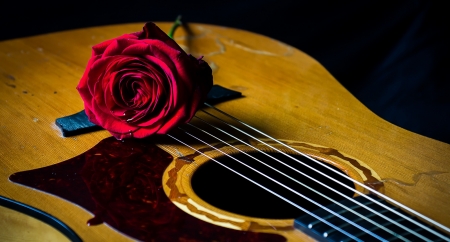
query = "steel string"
(200, 103, 450, 241)
(165, 133, 364, 242)
(185, 119, 410, 241)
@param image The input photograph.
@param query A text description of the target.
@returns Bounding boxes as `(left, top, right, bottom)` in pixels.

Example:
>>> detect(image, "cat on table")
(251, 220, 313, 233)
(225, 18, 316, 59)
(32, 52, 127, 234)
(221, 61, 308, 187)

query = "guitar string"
(200, 104, 450, 241)
(178, 125, 395, 242)
(165, 133, 364, 242)
(188, 115, 430, 241)
(203, 103, 450, 236)
(185, 118, 414, 241)
(171, 121, 446, 241)
(199, 107, 448, 242)
(185, 118, 434, 242)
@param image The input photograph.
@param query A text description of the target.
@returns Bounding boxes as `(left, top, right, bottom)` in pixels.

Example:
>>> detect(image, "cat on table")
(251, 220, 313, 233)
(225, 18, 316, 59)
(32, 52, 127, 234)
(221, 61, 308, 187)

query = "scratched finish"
(10, 137, 285, 241)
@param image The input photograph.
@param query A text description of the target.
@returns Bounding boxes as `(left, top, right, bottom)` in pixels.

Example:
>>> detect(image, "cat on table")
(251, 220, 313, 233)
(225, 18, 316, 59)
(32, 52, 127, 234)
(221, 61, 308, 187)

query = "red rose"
(77, 22, 213, 139)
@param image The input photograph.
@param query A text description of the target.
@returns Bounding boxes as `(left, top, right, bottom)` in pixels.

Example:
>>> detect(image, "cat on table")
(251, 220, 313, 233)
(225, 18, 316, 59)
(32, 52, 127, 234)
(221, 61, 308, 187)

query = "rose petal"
(102, 39, 125, 57)
(90, 99, 140, 134)
(84, 104, 100, 126)
(140, 22, 185, 52)
(92, 39, 116, 56)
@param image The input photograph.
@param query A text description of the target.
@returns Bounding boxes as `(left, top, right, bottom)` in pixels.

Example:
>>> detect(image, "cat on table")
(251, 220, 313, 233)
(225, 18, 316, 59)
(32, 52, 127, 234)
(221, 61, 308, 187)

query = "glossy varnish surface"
(0, 23, 449, 241)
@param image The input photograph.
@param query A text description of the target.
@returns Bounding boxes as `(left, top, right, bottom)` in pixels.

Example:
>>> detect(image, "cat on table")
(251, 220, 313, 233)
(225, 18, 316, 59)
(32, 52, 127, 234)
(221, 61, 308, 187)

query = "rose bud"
(77, 22, 213, 139)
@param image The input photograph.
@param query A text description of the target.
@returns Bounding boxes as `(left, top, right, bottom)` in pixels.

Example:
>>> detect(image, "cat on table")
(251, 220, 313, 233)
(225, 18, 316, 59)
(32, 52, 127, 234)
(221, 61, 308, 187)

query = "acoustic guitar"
(0, 23, 449, 241)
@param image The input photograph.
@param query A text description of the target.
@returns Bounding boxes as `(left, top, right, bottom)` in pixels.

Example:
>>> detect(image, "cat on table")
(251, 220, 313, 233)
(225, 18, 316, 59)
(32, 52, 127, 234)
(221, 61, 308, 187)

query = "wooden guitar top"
(0, 22, 449, 241)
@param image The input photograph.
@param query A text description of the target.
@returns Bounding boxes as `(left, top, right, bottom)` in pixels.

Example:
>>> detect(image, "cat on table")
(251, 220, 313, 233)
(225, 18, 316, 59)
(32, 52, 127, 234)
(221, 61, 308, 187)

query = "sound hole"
(191, 152, 355, 219)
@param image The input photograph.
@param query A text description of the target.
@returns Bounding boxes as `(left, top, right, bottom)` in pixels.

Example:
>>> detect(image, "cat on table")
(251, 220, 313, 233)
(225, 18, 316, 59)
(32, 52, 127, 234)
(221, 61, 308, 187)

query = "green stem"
(168, 15, 182, 39)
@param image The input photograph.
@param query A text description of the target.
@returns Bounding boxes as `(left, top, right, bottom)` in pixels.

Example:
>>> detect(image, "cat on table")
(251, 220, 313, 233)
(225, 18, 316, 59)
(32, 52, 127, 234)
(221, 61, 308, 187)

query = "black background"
(1, 0, 449, 143)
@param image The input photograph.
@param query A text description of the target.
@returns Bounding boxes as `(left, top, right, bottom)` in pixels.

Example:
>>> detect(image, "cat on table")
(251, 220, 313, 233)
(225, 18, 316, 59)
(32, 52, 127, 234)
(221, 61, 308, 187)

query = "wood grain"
(0, 22, 449, 241)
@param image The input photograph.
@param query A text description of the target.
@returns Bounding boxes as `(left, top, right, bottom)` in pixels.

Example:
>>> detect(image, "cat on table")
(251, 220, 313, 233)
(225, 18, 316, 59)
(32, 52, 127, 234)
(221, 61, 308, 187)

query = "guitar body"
(0, 23, 449, 241)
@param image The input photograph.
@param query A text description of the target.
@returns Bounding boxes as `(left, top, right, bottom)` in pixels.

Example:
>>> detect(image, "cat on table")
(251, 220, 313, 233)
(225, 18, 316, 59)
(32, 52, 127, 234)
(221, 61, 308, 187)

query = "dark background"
(1, 0, 449, 143)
